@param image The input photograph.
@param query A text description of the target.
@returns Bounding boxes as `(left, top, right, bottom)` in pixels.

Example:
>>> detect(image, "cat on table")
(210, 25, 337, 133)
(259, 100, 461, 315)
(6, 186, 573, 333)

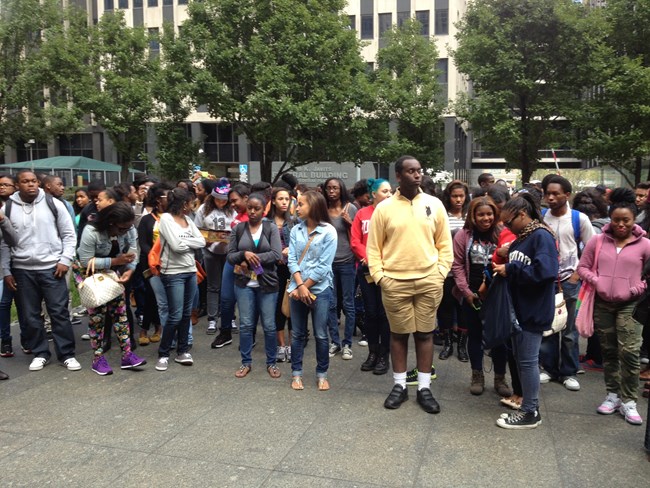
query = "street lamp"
(24, 139, 35, 171)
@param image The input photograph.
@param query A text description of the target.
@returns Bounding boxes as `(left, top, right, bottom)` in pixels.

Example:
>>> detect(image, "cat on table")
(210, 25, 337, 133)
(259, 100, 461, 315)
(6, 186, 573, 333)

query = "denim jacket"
(287, 221, 337, 295)
(78, 225, 138, 271)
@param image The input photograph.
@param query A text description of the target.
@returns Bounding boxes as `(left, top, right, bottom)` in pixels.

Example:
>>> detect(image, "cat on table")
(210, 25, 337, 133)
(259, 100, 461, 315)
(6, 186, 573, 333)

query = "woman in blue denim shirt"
(287, 191, 337, 391)
(77, 202, 146, 376)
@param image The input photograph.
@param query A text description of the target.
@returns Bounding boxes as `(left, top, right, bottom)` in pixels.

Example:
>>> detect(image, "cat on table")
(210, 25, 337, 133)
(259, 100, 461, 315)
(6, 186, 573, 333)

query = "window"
(118, 0, 128, 8)
(435, 0, 449, 35)
(59, 134, 94, 159)
(133, 0, 142, 7)
(147, 0, 157, 7)
(348, 15, 355, 31)
(16, 140, 48, 162)
(163, 0, 172, 5)
(202, 123, 239, 163)
(415, 10, 430, 36)
(436, 58, 449, 102)
(397, 11, 410, 28)
(360, 14, 373, 39)
(104, 0, 114, 10)
(178, 0, 188, 4)
(365, 62, 375, 73)
(148, 28, 160, 56)
(378, 13, 392, 37)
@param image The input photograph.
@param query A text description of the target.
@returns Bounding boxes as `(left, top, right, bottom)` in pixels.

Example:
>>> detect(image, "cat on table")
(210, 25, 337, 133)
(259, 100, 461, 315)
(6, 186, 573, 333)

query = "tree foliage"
(0, 0, 84, 154)
(368, 19, 445, 169)
(452, 0, 604, 183)
(52, 11, 159, 181)
(179, 0, 368, 182)
(574, 0, 650, 185)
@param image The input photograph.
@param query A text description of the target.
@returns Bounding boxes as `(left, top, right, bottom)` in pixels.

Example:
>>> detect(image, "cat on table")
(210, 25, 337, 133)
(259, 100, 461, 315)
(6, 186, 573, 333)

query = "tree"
(0, 0, 84, 155)
(573, 0, 650, 185)
(56, 11, 159, 182)
(179, 0, 368, 183)
(452, 0, 604, 183)
(368, 19, 445, 169)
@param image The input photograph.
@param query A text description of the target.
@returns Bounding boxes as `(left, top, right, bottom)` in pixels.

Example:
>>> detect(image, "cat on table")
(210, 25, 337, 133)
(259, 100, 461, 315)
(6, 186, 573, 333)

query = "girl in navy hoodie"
(493, 193, 559, 429)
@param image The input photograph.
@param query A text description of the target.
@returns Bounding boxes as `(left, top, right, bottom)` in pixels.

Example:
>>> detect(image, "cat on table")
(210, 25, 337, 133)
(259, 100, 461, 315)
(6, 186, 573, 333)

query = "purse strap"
(591, 234, 604, 273)
(298, 234, 316, 265)
(85, 257, 96, 277)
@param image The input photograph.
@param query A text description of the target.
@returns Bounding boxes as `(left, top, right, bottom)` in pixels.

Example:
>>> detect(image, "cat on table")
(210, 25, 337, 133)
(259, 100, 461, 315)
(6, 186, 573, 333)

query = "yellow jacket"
(367, 189, 453, 283)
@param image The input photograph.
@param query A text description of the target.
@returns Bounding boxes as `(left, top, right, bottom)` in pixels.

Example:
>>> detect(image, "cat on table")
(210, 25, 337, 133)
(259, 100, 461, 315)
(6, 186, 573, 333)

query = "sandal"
(291, 376, 304, 390)
(234, 365, 251, 378)
(267, 365, 281, 379)
(317, 377, 330, 391)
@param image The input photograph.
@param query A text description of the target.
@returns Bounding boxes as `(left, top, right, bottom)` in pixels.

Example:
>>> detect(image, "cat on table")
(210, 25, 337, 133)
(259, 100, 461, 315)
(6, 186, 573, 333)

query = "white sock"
(418, 372, 431, 391)
(393, 371, 407, 389)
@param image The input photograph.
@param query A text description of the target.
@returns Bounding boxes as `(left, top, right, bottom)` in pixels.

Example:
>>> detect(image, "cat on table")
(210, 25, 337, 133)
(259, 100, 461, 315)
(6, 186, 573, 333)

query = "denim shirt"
(287, 221, 337, 295)
(78, 225, 138, 271)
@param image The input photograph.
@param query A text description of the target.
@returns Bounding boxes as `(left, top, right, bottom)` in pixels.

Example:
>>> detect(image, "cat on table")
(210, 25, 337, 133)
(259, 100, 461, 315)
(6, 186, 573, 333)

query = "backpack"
(542, 208, 581, 244)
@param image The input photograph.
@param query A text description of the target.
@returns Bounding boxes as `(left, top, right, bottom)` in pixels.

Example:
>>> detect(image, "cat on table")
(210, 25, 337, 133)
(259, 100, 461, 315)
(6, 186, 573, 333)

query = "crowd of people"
(0, 160, 649, 445)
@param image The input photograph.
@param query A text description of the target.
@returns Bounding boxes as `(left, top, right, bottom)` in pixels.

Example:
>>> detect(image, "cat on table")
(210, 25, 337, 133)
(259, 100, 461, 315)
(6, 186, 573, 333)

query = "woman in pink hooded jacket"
(578, 188, 650, 426)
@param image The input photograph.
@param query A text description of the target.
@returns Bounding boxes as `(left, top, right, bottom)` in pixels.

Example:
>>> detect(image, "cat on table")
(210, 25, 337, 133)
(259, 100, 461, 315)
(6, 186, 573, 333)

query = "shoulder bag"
(576, 234, 603, 337)
(77, 257, 125, 309)
(281, 233, 316, 317)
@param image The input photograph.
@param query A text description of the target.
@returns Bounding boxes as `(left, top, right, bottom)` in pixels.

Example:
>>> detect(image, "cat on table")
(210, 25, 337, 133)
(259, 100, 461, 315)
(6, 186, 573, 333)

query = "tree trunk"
(260, 154, 273, 183)
(634, 155, 642, 185)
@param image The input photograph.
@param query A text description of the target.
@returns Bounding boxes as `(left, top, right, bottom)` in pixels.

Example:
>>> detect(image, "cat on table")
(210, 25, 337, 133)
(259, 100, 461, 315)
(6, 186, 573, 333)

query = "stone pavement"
(0, 318, 648, 487)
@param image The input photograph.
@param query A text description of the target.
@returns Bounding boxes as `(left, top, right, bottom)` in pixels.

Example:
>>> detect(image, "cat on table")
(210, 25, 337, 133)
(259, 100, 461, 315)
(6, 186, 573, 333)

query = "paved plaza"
(1, 318, 648, 487)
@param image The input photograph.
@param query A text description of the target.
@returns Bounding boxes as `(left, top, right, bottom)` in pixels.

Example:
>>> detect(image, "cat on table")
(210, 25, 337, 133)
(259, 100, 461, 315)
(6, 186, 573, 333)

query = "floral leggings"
(87, 294, 132, 357)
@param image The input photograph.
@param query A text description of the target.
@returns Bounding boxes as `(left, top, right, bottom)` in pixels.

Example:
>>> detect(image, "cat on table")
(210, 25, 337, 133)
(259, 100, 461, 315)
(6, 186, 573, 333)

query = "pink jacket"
(577, 224, 650, 303)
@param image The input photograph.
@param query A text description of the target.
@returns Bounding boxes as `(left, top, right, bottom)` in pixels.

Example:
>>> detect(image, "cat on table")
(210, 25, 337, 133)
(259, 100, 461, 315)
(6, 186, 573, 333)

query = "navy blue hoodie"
(505, 227, 559, 333)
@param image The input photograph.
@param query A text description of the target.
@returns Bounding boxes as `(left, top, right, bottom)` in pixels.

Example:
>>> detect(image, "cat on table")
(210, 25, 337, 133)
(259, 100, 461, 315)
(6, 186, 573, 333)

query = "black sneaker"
(416, 388, 441, 414)
(0, 340, 14, 358)
(211, 331, 232, 349)
(496, 410, 542, 430)
(384, 384, 408, 409)
(406, 364, 437, 386)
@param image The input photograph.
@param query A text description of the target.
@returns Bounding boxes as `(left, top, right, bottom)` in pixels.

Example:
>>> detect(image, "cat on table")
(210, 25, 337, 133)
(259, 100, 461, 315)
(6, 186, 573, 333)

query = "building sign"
(271, 161, 376, 188)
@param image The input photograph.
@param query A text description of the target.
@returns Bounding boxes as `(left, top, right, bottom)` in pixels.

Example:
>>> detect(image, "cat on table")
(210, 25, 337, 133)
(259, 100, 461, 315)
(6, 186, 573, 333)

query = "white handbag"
(77, 257, 125, 309)
(543, 279, 568, 337)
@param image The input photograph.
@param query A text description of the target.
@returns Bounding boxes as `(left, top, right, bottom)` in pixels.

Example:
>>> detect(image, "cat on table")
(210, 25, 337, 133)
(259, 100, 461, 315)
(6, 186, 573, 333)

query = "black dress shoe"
(416, 388, 441, 414)
(0, 369, 8, 380)
(384, 384, 408, 409)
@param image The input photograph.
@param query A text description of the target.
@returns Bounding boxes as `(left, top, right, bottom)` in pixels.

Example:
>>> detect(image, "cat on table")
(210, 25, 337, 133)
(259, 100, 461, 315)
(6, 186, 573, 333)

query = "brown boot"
(470, 370, 485, 396)
(639, 366, 650, 381)
(494, 374, 513, 397)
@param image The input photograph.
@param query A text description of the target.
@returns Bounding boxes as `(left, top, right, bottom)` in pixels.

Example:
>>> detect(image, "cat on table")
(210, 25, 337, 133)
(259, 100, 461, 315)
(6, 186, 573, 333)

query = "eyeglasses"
(0, 183, 14, 188)
(503, 214, 520, 228)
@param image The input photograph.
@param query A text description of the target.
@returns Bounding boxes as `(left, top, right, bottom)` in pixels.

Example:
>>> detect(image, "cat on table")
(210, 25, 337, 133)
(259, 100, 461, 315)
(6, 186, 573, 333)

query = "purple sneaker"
(121, 351, 147, 369)
(92, 355, 113, 376)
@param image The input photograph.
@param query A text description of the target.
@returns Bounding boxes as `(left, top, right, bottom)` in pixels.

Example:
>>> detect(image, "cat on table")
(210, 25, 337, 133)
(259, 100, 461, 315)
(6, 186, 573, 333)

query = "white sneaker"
(597, 393, 621, 415)
(276, 346, 286, 362)
(80, 334, 90, 341)
(63, 357, 82, 371)
(539, 371, 551, 384)
(175, 353, 194, 365)
(619, 400, 643, 425)
(358, 335, 368, 347)
(231, 320, 238, 333)
(29, 357, 49, 371)
(342, 345, 353, 360)
(155, 357, 169, 371)
(206, 320, 217, 335)
(563, 377, 580, 391)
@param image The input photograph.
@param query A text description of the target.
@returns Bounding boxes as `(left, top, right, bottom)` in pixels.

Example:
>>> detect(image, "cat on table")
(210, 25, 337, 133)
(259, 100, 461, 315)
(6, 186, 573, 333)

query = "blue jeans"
(12, 267, 75, 361)
(219, 261, 236, 330)
(291, 287, 332, 378)
(235, 286, 278, 366)
(327, 262, 356, 347)
(149, 275, 168, 328)
(513, 327, 544, 414)
(462, 302, 507, 373)
(540, 280, 580, 378)
(158, 272, 195, 357)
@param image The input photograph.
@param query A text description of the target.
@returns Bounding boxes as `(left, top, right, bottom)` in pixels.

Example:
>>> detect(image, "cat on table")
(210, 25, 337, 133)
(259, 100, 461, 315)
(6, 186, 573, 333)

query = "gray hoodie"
(1, 188, 76, 275)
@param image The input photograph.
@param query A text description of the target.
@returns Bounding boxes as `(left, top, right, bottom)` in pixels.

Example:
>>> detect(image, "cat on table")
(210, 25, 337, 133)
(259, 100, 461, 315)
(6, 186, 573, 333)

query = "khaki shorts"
(380, 272, 445, 334)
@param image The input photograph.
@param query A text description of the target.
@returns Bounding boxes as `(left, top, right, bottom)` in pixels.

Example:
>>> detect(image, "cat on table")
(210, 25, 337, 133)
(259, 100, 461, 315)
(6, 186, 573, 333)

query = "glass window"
(397, 11, 410, 28)
(378, 13, 392, 38)
(118, 0, 128, 8)
(435, 0, 448, 35)
(148, 28, 160, 53)
(360, 14, 373, 39)
(133, 0, 142, 7)
(348, 15, 355, 31)
(104, 0, 114, 10)
(178, 0, 188, 4)
(415, 10, 430, 36)
(436, 58, 449, 101)
(163, 0, 172, 5)
(147, 0, 157, 7)
(59, 134, 94, 159)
